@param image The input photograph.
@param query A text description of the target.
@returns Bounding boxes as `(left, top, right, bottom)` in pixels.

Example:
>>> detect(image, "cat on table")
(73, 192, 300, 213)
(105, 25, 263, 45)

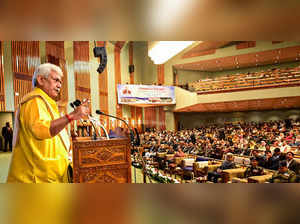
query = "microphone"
(70, 99, 106, 139)
(95, 110, 104, 115)
(70, 99, 82, 109)
(96, 110, 134, 142)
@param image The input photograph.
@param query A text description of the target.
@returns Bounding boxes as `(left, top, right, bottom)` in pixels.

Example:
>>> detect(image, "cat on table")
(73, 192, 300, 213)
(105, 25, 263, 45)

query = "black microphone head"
(96, 110, 104, 115)
(70, 102, 75, 108)
(73, 100, 81, 107)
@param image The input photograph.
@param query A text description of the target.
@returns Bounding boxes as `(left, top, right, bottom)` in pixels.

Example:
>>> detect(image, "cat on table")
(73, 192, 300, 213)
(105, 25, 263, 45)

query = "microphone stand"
(96, 110, 152, 183)
(87, 115, 110, 140)
(70, 101, 109, 139)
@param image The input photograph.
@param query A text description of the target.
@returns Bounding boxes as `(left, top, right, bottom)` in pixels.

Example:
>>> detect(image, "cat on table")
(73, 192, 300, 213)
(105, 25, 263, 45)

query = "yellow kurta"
(7, 88, 70, 183)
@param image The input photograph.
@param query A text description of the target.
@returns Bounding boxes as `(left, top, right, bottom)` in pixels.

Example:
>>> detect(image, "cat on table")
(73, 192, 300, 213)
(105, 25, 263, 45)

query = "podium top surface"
(72, 137, 129, 142)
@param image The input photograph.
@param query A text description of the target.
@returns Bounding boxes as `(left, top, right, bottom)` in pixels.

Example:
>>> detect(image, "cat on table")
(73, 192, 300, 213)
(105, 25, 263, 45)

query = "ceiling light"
(148, 41, 195, 64)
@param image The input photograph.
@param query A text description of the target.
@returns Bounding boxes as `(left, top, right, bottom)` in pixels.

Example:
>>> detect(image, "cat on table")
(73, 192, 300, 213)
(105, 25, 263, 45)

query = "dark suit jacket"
(288, 159, 300, 175)
(270, 155, 280, 170)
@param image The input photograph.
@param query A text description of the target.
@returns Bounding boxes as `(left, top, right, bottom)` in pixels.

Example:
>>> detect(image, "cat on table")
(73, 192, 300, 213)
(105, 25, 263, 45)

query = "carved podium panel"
(72, 137, 132, 183)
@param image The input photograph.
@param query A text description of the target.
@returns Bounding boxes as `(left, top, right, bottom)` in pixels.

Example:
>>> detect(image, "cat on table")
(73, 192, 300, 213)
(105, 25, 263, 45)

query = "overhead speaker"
(129, 64, 134, 73)
(93, 47, 107, 74)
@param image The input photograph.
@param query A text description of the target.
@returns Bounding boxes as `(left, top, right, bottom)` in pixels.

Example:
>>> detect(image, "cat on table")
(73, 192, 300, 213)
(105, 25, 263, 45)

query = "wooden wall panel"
(144, 107, 156, 129)
(272, 41, 283, 44)
(279, 47, 300, 63)
(237, 53, 257, 67)
(144, 107, 150, 129)
(74, 41, 91, 110)
(97, 41, 110, 131)
(136, 107, 142, 132)
(236, 41, 256, 50)
(114, 44, 122, 118)
(46, 41, 68, 113)
(176, 96, 300, 113)
(0, 42, 5, 111)
(157, 63, 166, 130)
(181, 41, 230, 59)
(158, 107, 166, 130)
(174, 46, 300, 72)
(130, 106, 135, 129)
(12, 41, 40, 109)
(129, 42, 134, 84)
(182, 49, 216, 58)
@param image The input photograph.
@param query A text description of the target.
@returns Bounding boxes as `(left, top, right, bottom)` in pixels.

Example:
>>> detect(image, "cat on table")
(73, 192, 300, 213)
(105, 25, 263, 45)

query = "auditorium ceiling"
(175, 96, 300, 113)
(174, 42, 300, 72)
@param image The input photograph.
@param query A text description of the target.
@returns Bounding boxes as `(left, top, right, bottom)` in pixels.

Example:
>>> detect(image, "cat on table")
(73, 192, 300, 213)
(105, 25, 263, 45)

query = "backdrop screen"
(117, 84, 175, 105)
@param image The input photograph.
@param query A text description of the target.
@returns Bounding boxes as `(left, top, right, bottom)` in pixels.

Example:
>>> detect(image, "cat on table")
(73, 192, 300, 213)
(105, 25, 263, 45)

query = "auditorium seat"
(174, 157, 185, 165)
(181, 158, 195, 181)
(207, 161, 222, 172)
(221, 167, 247, 183)
(233, 156, 250, 166)
(191, 65, 300, 94)
(193, 161, 209, 177)
(248, 172, 274, 183)
(157, 152, 167, 158)
(231, 177, 248, 183)
(165, 154, 176, 177)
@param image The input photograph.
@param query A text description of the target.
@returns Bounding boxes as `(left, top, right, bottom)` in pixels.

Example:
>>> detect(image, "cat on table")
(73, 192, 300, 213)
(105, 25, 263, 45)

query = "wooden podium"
(72, 137, 132, 183)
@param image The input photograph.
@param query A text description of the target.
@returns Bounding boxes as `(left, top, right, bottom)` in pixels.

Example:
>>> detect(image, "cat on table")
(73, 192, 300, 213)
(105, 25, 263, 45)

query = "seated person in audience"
(186, 142, 195, 154)
(276, 132, 285, 142)
(258, 141, 267, 151)
(269, 148, 281, 170)
(157, 144, 167, 153)
(286, 151, 300, 175)
(269, 160, 297, 183)
(144, 149, 155, 159)
(190, 146, 199, 155)
(181, 142, 190, 153)
(297, 145, 300, 154)
(149, 140, 158, 152)
(294, 130, 300, 146)
(262, 150, 273, 169)
(233, 143, 242, 154)
(264, 144, 271, 152)
(241, 144, 251, 156)
(280, 140, 291, 153)
(285, 130, 295, 144)
(174, 147, 185, 158)
(167, 147, 174, 155)
(249, 140, 257, 150)
(270, 140, 280, 153)
(251, 149, 265, 167)
(244, 157, 264, 178)
(207, 153, 236, 183)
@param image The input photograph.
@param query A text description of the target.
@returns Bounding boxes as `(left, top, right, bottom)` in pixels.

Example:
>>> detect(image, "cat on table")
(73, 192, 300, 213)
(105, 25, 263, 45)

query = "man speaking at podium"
(7, 63, 89, 183)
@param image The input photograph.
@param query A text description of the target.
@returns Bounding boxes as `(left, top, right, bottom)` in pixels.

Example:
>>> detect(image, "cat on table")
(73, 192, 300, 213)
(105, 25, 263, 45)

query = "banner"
(117, 84, 176, 105)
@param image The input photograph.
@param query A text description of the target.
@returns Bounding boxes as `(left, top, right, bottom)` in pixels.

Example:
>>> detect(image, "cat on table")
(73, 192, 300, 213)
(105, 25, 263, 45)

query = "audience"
(207, 153, 236, 183)
(286, 152, 300, 175)
(174, 147, 185, 158)
(261, 150, 273, 169)
(244, 157, 264, 178)
(189, 65, 300, 93)
(140, 118, 300, 183)
(269, 160, 297, 183)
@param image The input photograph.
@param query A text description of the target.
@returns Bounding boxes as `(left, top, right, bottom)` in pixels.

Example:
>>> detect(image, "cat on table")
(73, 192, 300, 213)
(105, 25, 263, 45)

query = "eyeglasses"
(50, 77, 62, 84)
(43, 76, 62, 84)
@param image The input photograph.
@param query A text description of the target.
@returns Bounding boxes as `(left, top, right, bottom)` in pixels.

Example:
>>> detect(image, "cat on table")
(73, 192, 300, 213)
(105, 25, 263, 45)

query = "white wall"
(0, 112, 13, 130)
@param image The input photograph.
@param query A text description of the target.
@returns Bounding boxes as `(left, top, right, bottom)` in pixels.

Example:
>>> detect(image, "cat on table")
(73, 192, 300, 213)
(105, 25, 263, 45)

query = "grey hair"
(32, 63, 63, 88)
